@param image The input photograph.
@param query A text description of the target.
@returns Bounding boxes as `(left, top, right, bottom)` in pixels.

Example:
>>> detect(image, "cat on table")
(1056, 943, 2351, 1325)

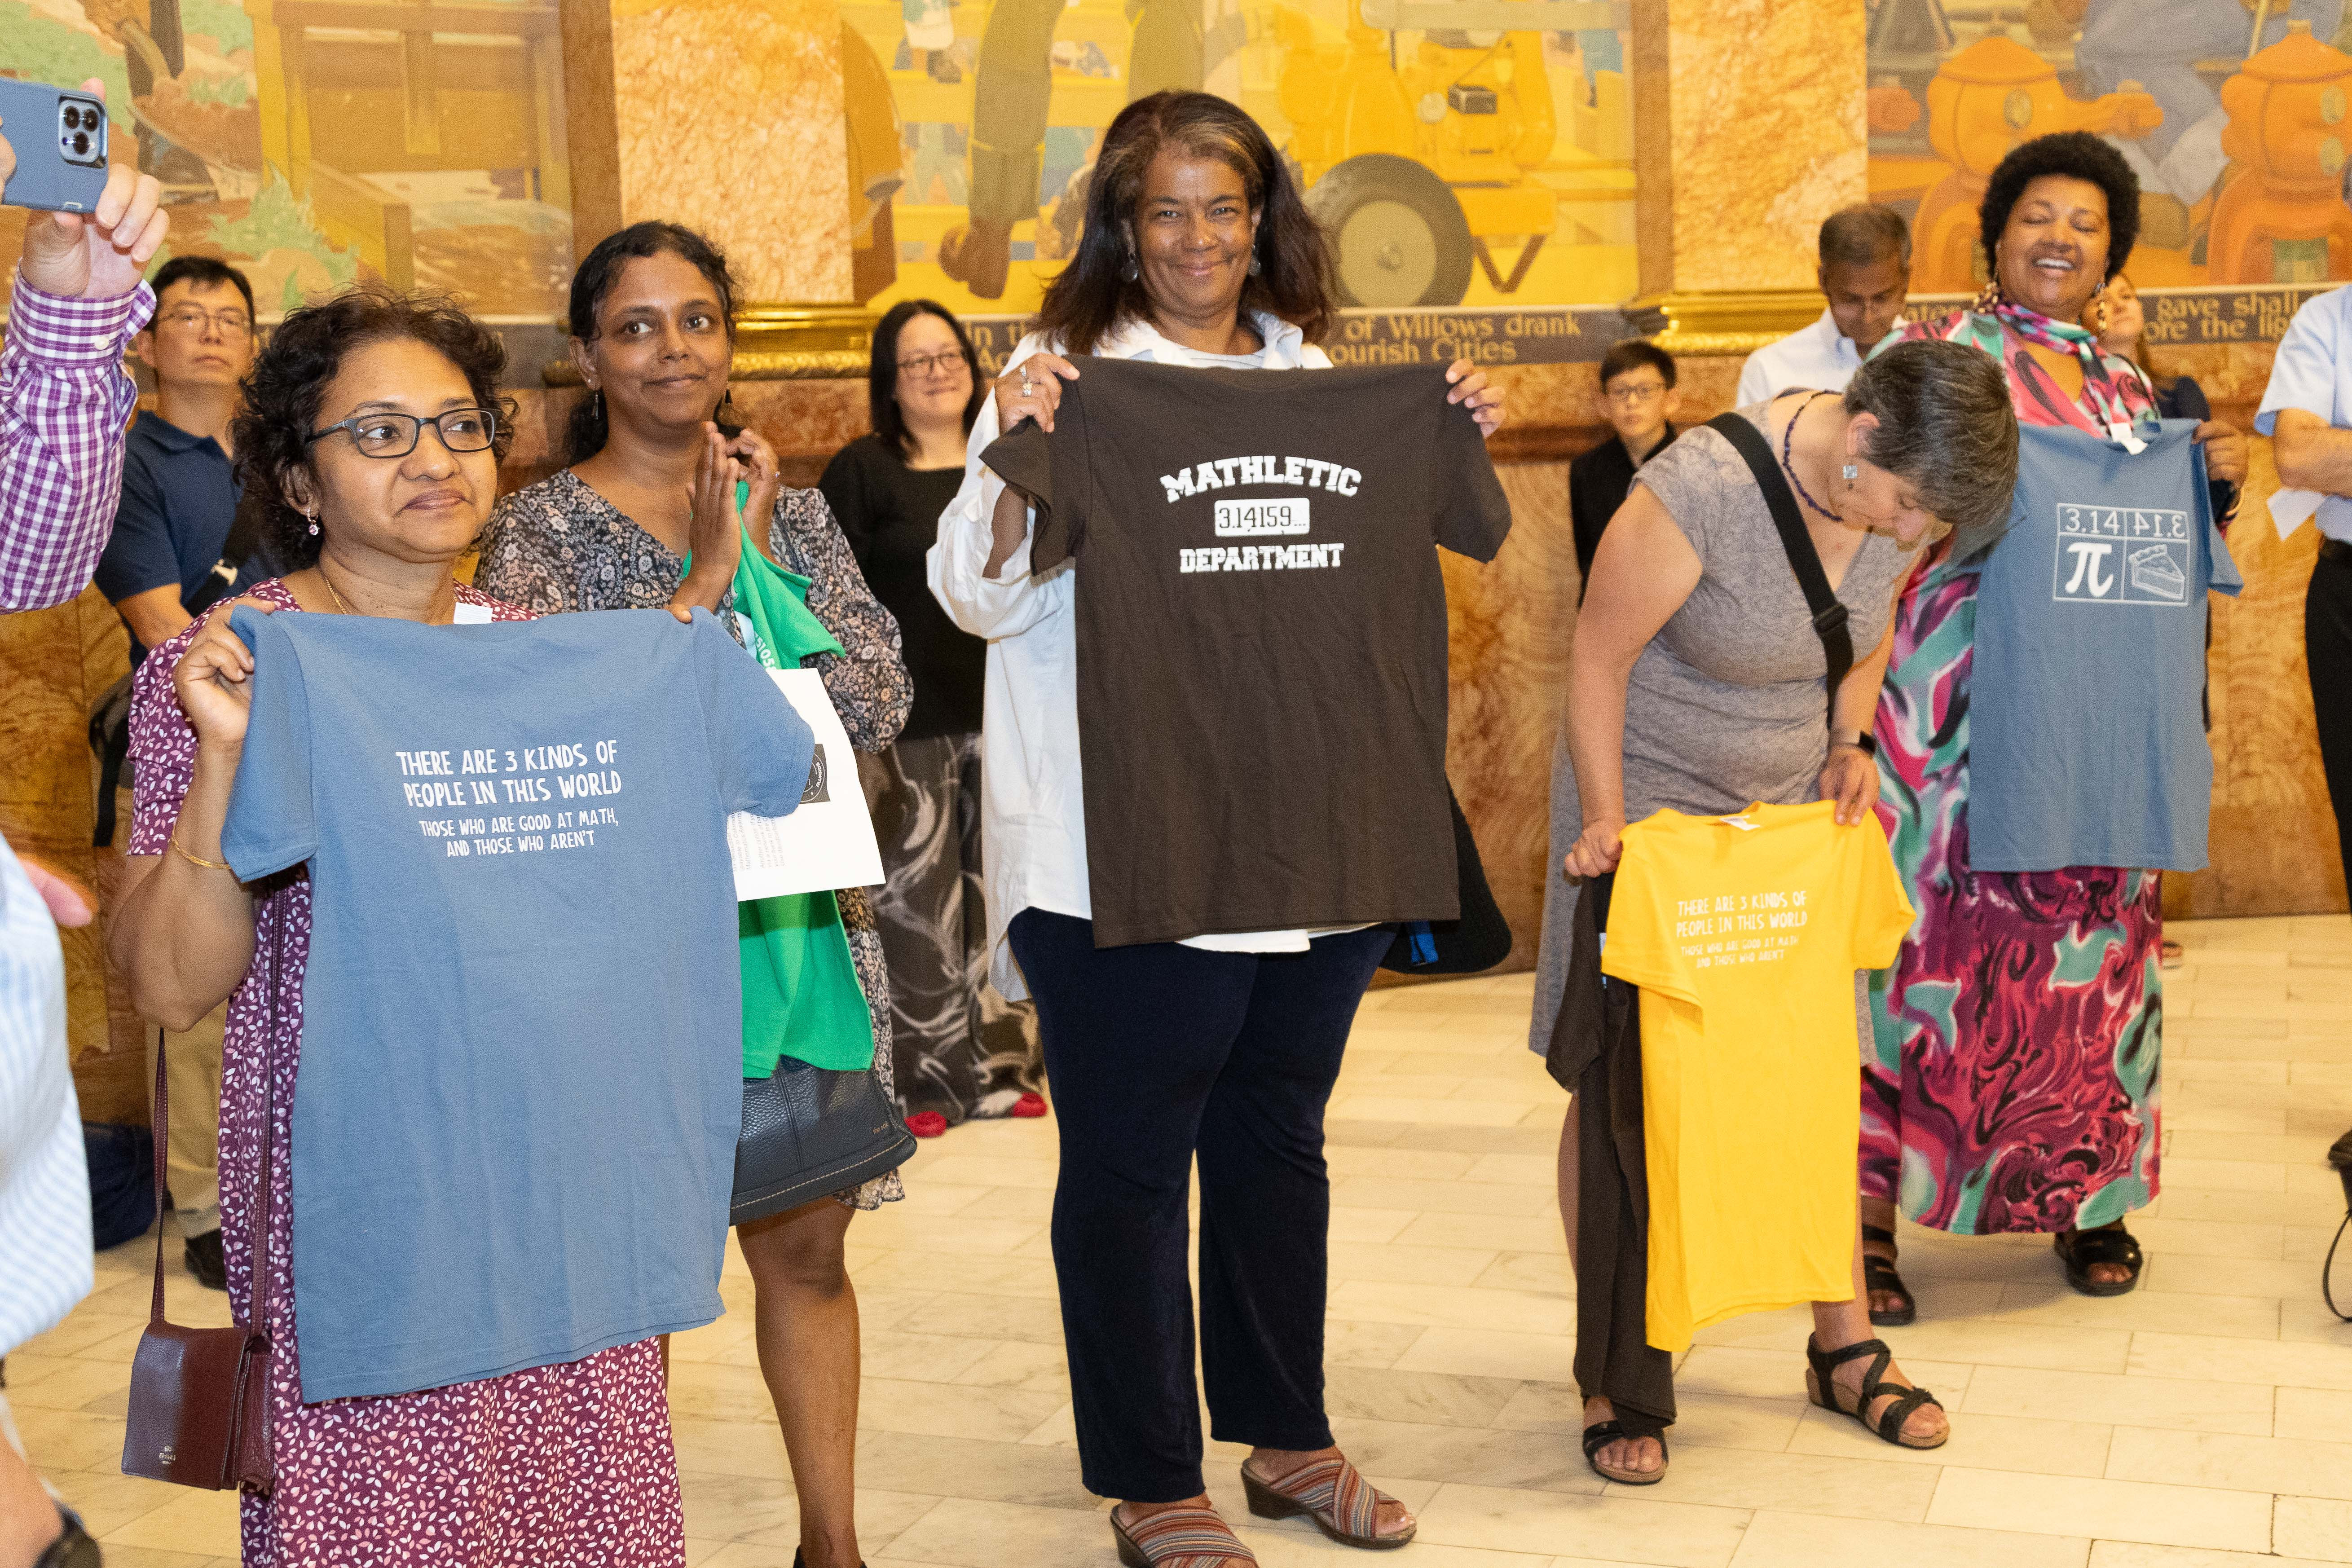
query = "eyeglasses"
(896, 350, 969, 379)
(304, 407, 499, 459)
(158, 307, 253, 335)
(1603, 381, 1667, 407)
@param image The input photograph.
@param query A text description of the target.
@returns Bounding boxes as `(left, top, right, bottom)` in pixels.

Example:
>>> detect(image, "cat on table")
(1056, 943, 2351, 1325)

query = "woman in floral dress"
(476, 221, 910, 1568)
(111, 289, 709, 1564)
(1861, 132, 2246, 1314)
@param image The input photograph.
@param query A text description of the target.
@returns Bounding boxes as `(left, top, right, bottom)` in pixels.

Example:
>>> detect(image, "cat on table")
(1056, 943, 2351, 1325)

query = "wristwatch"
(1833, 731, 1879, 758)
(35, 1504, 100, 1568)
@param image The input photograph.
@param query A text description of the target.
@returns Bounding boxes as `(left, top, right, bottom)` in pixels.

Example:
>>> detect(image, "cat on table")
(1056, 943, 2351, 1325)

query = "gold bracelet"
(169, 832, 232, 872)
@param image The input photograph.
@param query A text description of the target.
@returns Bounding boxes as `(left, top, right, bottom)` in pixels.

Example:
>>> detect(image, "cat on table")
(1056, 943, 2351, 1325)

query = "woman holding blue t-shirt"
(110, 286, 747, 1564)
(478, 221, 912, 1568)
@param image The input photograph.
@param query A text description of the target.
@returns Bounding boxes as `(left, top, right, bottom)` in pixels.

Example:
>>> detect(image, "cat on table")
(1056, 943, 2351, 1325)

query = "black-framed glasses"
(895, 350, 968, 378)
(304, 407, 499, 459)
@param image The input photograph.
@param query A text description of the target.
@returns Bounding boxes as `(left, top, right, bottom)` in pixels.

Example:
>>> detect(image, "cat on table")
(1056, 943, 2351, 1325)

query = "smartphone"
(0, 79, 110, 213)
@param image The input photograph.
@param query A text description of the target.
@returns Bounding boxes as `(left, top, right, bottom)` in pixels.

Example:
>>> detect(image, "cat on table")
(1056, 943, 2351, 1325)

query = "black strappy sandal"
(2054, 1224, 2145, 1297)
(1581, 1409, 1669, 1484)
(1862, 1223, 1916, 1327)
(1804, 1335, 1947, 1450)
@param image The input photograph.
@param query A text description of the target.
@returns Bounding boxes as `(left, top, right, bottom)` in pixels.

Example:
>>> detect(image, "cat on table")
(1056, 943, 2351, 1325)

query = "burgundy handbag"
(120, 942, 276, 1493)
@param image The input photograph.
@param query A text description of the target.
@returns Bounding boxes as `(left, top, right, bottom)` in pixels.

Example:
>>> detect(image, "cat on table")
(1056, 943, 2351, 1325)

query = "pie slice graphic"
(2127, 544, 2186, 602)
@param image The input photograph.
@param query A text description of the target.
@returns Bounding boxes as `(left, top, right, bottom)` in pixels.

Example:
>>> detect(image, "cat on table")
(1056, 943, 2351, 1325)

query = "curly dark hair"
(1978, 130, 2140, 285)
(868, 299, 986, 458)
(1034, 91, 1335, 355)
(564, 221, 740, 465)
(233, 285, 515, 572)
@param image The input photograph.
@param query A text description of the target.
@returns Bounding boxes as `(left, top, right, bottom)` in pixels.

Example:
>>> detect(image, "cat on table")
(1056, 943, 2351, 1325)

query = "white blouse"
(926, 312, 1343, 1000)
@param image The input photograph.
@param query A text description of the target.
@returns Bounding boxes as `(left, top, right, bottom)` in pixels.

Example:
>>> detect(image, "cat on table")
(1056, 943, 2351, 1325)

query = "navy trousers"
(1006, 910, 1391, 1502)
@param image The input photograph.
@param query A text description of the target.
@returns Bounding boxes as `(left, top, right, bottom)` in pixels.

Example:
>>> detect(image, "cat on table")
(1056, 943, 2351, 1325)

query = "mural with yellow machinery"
(0, 0, 573, 319)
(842, 0, 1638, 316)
(1869, 0, 2352, 290)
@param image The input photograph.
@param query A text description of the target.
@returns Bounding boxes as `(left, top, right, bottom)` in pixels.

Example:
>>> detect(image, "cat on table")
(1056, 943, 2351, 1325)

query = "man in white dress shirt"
(2262, 284, 2352, 899)
(1736, 206, 1911, 405)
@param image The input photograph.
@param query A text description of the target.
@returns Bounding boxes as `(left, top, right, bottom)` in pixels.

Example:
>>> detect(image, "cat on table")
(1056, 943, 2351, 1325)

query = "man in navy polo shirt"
(93, 255, 260, 1292)
(95, 255, 261, 666)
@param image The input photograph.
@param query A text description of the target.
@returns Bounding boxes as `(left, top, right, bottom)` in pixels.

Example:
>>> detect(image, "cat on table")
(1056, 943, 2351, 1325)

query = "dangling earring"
(1841, 464, 1859, 481)
(1121, 251, 1140, 282)
(590, 386, 604, 421)
(304, 510, 320, 537)
(1248, 249, 1263, 277)
(716, 389, 742, 429)
(1970, 272, 2003, 314)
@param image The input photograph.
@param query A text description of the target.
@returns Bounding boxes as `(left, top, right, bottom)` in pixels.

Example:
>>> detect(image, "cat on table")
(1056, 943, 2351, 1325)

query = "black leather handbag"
(731, 1059, 917, 1225)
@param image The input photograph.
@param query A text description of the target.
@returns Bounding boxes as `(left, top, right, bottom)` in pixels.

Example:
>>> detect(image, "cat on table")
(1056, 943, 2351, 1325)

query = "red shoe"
(906, 1111, 948, 1138)
(1010, 1092, 1048, 1119)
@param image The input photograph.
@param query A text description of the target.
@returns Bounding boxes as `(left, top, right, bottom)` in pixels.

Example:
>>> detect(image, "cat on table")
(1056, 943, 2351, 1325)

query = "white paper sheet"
(728, 668, 885, 900)
(2272, 486, 2326, 542)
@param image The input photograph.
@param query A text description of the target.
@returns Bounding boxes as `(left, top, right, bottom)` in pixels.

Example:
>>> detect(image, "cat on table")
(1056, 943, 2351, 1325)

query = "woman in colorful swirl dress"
(1859, 132, 2247, 1317)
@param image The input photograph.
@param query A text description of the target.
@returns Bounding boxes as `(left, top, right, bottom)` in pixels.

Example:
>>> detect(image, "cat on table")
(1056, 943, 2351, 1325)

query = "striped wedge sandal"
(1239, 1453, 1417, 1550)
(1110, 1503, 1257, 1568)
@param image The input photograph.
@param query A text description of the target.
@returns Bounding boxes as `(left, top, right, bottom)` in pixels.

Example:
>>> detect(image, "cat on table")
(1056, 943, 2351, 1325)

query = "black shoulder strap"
(1705, 411, 1850, 731)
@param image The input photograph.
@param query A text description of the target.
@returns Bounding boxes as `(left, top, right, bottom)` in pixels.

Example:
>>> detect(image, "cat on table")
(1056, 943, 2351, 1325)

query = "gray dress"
(1528, 406, 1915, 1053)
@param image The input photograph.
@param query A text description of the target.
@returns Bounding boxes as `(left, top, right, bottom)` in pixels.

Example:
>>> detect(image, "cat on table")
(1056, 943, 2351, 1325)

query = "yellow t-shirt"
(1599, 800, 1915, 1353)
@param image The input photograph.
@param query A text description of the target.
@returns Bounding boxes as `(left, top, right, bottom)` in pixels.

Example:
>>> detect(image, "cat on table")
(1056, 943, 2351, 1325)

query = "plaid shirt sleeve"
(0, 275, 154, 612)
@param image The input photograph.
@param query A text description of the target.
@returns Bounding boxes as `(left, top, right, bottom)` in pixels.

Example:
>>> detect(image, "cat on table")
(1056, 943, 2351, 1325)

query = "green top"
(719, 514, 876, 1077)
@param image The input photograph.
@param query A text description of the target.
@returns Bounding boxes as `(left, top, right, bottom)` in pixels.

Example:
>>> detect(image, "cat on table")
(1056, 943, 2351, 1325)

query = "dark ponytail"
(564, 221, 740, 466)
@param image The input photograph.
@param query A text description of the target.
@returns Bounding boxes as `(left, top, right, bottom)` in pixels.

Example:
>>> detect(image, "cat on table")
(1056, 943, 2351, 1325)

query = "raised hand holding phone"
(2, 79, 168, 299)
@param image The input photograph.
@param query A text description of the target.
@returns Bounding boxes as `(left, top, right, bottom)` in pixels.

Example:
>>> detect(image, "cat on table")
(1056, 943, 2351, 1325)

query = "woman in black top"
(820, 301, 1044, 1132)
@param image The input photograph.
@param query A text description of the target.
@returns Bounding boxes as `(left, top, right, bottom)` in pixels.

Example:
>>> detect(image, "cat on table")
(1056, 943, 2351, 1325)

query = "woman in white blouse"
(930, 89, 1502, 1568)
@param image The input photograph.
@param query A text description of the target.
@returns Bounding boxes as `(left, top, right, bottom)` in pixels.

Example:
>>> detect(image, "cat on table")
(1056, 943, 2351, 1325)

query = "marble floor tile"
(1413, 1482, 1750, 1565)
(2087, 1547, 2350, 1568)
(2276, 1384, 2352, 1443)
(1325, 1238, 1501, 1286)
(854, 1377, 1069, 1443)
(2127, 1331, 2352, 1390)
(1327, 1280, 1572, 1334)
(2102, 1427, 2352, 1501)
(1321, 1364, 1523, 1427)
(1604, 1444, 1939, 1521)
(1958, 1364, 2275, 1435)
(850, 1429, 1095, 1509)
(1488, 1384, 1806, 1455)
(1925, 1467, 2273, 1551)
(1992, 1282, 2282, 1338)
(93, 1487, 242, 1556)
(1392, 1324, 1580, 1383)
(1724, 1510, 2092, 1568)
(2272, 1495, 2352, 1562)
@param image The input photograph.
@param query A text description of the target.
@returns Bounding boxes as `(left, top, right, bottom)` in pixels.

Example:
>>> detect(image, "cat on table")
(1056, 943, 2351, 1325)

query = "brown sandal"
(1111, 1503, 1256, 1568)
(1241, 1453, 1415, 1549)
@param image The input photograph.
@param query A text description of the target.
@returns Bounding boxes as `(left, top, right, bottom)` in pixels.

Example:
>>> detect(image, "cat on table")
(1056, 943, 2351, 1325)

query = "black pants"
(2309, 547, 2352, 898)
(1007, 910, 1391, 1502)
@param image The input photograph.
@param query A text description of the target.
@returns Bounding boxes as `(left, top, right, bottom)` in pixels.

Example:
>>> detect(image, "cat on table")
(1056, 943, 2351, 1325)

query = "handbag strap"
(1705, 410, 1852, 731)
(145, 897, 275, 1351)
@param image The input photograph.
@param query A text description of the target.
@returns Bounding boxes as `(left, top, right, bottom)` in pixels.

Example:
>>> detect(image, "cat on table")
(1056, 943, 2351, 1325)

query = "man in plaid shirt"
(0, 79, 167, 1568)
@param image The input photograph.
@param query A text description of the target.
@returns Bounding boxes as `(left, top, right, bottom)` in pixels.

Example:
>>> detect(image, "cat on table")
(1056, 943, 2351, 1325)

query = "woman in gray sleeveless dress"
(1528, 340, 2019, 1484)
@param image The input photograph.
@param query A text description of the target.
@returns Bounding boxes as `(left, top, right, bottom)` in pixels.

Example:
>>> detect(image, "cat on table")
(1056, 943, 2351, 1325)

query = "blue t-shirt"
(220, 606, 813, 1403)
(1970, 420, 2241, 874)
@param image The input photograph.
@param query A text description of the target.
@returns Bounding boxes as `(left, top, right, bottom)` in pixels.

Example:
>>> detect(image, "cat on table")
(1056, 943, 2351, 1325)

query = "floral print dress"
(478, 470, 913, 1207)
(1861, 306, 2166, 1235)
(129, 580, 686, 1567)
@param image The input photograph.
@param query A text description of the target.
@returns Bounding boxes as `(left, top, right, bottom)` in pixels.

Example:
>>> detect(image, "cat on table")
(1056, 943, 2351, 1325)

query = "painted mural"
(842, 0, 1639, 317)
(1868, 0, 2352, 292)
(0, 0, 574, 319)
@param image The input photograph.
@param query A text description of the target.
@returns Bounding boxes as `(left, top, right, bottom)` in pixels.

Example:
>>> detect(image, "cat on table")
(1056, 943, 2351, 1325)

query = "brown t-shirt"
(982, 356, 1512, 949)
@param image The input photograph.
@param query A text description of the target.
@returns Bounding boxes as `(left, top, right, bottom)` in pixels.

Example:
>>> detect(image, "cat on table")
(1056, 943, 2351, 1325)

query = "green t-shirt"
(722, 519, 877, 1077)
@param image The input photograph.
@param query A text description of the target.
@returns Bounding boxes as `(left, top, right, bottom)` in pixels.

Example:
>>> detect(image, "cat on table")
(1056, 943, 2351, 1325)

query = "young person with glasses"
(1567, 339, 1682, 597)
(819, 300, 1045, 1136)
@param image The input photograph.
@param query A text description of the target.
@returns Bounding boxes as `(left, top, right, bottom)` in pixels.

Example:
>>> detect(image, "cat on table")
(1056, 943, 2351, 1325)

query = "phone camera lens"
(71, 132, 90, 156)
(66, 106, 84, 130)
